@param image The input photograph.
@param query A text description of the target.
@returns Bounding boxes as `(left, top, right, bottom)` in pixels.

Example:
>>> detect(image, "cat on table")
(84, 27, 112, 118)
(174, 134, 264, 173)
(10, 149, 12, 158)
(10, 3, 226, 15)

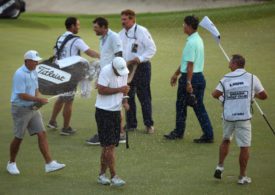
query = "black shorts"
(95, 108, 120, 147)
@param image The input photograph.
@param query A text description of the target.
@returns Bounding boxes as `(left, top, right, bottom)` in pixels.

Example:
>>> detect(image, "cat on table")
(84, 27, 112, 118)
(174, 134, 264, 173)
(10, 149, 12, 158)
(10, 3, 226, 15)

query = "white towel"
(79, 60, 101, 98)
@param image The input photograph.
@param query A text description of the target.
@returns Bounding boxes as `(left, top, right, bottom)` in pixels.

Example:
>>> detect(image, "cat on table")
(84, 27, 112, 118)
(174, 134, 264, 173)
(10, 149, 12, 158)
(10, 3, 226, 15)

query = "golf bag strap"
(54, 34, 80, 60)
(69, 37, 81, 57)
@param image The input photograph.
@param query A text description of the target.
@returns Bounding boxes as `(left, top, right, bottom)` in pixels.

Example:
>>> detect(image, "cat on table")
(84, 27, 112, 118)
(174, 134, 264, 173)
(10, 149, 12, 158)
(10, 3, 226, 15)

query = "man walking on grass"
(212, 54, 267, 184)
(8, 50, 65, 175)
(164, 15, 214, 143)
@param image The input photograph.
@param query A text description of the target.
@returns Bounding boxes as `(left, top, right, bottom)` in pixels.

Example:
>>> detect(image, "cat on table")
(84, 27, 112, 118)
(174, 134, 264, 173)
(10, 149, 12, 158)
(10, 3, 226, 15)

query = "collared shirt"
(11, 65, 38, 107)
(54, 31, 90, 59)
(95, 64, 128, 111)
(119, 24, 156, 63)
(99, 29, 123, 68)
(180, 32, 204, 73)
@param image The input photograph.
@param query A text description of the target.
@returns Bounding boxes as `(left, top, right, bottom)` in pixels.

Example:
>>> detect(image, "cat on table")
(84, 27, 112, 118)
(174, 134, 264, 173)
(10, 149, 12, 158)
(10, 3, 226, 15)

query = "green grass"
(1, 2, 275, 194)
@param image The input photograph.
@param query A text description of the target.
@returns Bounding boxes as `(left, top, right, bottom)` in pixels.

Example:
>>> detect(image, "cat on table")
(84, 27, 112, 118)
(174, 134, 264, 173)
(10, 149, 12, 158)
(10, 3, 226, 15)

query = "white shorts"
(223, 120, 251, 147)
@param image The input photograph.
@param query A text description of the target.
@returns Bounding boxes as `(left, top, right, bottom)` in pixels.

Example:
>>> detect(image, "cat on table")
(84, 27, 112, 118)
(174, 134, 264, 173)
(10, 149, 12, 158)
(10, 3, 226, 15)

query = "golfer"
(212, 54, 267, 184)
(164, 15, 214, 143)
(8, 50, 65, 175)
(86, 17, 126, 145)
(119, 9, 156, 134)
(47, 16, 99, 136)
(96, 57, 129, 186)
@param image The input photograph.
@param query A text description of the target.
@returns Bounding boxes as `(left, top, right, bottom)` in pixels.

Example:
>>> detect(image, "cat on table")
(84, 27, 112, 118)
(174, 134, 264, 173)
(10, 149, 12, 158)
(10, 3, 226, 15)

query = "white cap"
(24, 50, 42, 61)
(112, 57, 129, 76)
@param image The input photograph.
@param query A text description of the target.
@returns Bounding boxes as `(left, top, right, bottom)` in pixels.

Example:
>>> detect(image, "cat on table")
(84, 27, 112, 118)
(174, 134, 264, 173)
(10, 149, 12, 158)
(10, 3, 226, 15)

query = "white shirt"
(216, 69, 264, 97)
(54, 31, 90, 59)
(119, 24, 156, 63)
(95, 64, 128, 111)
(99, 29, 123, 68)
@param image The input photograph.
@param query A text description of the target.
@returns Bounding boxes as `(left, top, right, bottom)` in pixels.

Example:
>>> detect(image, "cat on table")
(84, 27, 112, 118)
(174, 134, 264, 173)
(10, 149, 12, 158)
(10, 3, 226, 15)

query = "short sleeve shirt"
(180, 32, 204, 73)
(11, 65, 38, 106)
(99, 29, 123, 68)
(95, 64, 128, 111)
(55, 31, 90, 59)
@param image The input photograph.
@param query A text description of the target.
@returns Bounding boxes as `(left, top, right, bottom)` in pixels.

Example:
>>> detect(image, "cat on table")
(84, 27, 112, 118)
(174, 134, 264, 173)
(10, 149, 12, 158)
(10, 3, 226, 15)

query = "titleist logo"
(36, 64, 71, 84)
(37, 66, 65, 81)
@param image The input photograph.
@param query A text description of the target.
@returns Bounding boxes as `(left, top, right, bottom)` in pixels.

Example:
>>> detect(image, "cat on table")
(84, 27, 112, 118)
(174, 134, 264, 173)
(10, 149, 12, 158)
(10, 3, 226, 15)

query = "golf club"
(124, 95, 130, 149)
(199, 16, 275, 136)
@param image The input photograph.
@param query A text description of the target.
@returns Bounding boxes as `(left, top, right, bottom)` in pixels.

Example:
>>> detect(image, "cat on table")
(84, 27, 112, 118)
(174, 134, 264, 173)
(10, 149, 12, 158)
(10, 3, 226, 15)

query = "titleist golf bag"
(0, 0, 25, 19)
(37, 56, 89, 95)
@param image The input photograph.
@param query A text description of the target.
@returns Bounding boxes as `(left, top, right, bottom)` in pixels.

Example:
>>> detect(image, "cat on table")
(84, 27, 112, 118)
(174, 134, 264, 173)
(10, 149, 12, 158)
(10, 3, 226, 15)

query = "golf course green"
(0, 1, 275, 194)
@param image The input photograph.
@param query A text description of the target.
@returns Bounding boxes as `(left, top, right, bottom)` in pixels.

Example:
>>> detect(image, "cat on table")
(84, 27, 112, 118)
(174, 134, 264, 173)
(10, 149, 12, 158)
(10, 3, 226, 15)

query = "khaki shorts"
(11, 105, 45, 139)
(223, 120, 251, 147)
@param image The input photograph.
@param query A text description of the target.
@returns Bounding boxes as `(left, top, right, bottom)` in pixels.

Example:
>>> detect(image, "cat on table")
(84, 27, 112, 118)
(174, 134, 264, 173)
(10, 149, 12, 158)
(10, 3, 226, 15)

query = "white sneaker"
(238, 176, 252, 184)
(119, 134, 126, 144)
(111, 175, 126, 186)
(7, 161, 20, 175)
(45, 160, 66, 173)
(97, 174, 111, 185)
(146, 126, 155, 134)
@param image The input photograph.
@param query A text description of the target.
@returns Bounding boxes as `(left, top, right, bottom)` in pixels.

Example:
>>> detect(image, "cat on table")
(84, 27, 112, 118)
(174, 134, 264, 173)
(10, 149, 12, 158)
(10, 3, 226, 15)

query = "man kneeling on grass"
(8, 50, 65, 175)
(212, 54, 267, 184)
(95, 57, 129, 186)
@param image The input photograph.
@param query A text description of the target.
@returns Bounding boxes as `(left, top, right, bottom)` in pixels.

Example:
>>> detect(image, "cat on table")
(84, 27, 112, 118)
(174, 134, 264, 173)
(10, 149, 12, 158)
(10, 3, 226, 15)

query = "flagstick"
(218, 43, 230, 62)
(200, 16, 274, 135)
(254, 100, 275, 135)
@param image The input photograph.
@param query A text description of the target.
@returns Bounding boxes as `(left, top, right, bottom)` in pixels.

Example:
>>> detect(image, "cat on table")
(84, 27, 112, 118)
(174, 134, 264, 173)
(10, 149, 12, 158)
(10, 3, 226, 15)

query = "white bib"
(221, 72, 253, 121)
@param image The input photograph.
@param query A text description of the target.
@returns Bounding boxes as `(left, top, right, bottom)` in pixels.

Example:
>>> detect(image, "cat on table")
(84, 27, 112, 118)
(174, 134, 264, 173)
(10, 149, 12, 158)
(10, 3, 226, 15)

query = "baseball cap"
(24, 50, 42, 61)
(112, 57, 129, 76)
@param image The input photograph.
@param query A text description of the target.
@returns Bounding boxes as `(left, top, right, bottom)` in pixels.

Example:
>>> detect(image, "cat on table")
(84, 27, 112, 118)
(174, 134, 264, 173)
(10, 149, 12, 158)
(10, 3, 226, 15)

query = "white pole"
(218, 43, 230, 62)
(254, 100, 264, 115)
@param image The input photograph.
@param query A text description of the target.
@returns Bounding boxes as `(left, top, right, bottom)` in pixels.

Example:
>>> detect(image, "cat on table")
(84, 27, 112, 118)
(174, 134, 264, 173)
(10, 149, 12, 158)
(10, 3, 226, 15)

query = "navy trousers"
(174, 73, 214, 139)
(126, 61, 154, 128)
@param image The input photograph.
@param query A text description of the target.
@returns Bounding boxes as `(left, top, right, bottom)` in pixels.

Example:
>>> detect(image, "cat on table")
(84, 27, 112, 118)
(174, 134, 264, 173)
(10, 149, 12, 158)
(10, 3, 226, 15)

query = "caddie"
(212, 54, 268, 184)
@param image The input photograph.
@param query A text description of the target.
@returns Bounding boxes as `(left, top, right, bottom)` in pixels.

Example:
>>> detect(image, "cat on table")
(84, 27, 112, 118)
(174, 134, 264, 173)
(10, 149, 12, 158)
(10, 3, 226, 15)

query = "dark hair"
(65, 17, 77, 29)
(231, 54, 246, 68)
(121, 9, 136, 19)
(184, 15, 199, 30)
(93, 17, 108, 28)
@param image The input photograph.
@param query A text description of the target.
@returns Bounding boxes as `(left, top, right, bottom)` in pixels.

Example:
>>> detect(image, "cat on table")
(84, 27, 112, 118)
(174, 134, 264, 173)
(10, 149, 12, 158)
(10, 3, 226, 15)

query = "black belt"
(181, 72, 203, 75)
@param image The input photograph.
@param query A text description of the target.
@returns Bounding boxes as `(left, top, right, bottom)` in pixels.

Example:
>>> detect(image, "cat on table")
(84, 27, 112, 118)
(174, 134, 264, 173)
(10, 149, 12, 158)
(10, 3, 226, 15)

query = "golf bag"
(37, 56, 89, 95)
(0, 0, 25, 19)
